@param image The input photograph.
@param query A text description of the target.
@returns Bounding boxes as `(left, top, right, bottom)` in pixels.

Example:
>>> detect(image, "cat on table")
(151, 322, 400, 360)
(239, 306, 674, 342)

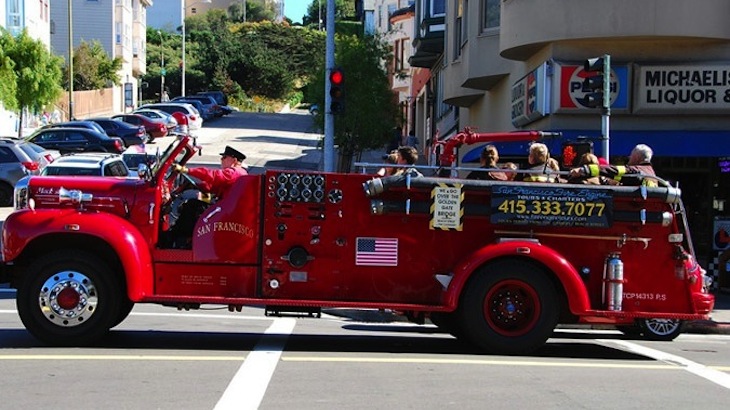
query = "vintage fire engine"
(0, 131, 715, 355)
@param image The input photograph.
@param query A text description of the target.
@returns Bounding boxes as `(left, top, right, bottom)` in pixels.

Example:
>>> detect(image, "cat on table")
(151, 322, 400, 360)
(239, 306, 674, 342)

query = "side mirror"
(137, 163, 149, 178)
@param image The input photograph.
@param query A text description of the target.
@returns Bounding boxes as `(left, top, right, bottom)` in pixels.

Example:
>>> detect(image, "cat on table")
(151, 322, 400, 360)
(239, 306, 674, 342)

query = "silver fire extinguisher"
(604, 253, 624, 311)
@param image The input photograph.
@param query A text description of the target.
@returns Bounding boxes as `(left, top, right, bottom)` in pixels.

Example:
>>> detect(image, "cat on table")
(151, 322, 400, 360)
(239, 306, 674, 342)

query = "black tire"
(429, 312, 464, 339)
(17, 250, 123, 346)
(112, 298, 134, 328)
(459, 260, 559, 355)
(616, 325, 642, 336)
(0, 182, 13, 207)
(638, 318, 684, 341)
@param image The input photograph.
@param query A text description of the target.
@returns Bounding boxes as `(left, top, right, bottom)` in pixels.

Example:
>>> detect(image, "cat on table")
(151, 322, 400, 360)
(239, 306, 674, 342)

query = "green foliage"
(4, 29, 63, 136)
(66, 40, 122, 91)
(303, 0, 357, 28)
(0, 28, 18, 110)
(310, 33, 399, 164)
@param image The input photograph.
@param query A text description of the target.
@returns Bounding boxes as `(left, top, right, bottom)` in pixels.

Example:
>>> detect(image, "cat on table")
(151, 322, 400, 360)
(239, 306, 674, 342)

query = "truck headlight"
(13, 176, 30, 210)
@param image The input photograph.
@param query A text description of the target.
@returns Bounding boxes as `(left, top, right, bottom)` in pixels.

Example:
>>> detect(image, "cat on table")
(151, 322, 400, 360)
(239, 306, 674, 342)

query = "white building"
(0, 0, 52, 136)
(50, 0, 152, 117)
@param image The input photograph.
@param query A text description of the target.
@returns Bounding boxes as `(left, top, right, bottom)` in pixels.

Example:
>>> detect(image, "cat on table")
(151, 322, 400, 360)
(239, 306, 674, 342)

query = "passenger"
(569, 144, 657, 187)
(546, 158, 566, 183)
(377, 151, 398, 176)
(522, 143, 553, 182)
(568, 153, 602, 185)
(466, 144, 508, 181)
(503, 162, 518, 181)
(393, 146, 423, 177)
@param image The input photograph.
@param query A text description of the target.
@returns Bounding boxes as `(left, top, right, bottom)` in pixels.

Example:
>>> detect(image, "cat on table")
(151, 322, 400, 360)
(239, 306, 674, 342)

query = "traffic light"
(329, 67, 344, 114)
(581, 55, 611, 109)
(561, 141, 594, 168)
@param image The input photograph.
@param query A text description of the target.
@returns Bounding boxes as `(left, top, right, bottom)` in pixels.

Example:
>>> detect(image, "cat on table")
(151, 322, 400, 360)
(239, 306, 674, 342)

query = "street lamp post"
(158, 30, 165, 102)
(68, 0, 74, 120)
(181, 0, 211, 97)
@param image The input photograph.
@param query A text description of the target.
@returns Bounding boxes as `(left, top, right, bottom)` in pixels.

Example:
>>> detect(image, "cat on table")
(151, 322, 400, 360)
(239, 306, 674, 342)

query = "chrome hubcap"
(644, 318, 680, 335)
(38, 271, 97, 327)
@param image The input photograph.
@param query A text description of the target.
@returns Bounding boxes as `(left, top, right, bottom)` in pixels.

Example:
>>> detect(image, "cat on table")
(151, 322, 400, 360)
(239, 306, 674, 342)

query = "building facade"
(50, 0, 152, 117)
(0, 0, 52, 136)
(407, 0, 730, 284)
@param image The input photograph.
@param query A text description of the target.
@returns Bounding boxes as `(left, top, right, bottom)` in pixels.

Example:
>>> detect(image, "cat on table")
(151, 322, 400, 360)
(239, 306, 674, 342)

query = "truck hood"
(22, 175, 144, 216)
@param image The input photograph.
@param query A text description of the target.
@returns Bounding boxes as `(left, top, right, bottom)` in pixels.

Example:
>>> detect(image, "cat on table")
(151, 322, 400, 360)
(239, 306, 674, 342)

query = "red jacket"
(187, 166, 248, 199)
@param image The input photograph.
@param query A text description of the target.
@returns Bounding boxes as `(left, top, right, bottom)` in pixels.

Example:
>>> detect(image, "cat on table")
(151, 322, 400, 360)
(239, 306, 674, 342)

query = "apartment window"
(453, 0, 463, 60)
(481, 0, 500, 30)
(431, 0, 446, 17)
(395, 39, 407, 72)
(387, 4, 396, 31)
(116, 22, 122, 44)
(6, 0, 23, 36)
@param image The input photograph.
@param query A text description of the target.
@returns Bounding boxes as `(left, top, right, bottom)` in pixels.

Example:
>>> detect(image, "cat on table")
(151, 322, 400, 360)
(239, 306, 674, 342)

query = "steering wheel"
(169, 163, 202, 196)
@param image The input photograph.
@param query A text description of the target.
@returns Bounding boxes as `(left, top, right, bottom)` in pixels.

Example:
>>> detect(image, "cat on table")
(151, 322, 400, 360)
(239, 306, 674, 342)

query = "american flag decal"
(355, 237, 398, 266)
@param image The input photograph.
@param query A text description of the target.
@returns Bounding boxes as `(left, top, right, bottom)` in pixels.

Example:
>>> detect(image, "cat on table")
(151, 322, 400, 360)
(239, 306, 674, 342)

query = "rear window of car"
(19, 142, 43, 158)
(43, 166, 100, 176)
(0, 146, 18, 163)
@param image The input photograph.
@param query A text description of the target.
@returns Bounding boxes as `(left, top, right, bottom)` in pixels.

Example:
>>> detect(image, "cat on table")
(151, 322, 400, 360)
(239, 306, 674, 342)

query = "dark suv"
(27, 127, 125, 154)
(87, 117, 147, 146)
(0, 138, 54, 206)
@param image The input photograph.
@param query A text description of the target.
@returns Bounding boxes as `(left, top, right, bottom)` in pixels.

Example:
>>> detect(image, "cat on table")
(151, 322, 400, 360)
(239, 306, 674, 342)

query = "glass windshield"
(151, 137, 183, 175)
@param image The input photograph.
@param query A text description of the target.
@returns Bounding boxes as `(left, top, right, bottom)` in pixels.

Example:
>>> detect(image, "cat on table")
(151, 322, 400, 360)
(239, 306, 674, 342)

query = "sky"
(284, 0, 310, 24)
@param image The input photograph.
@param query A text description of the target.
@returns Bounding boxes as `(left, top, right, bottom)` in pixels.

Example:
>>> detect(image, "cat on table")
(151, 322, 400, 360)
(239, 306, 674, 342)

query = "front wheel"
(459, 260, 559, 355)
(17, 250, 123, 346)
(638, 318, 684, 341)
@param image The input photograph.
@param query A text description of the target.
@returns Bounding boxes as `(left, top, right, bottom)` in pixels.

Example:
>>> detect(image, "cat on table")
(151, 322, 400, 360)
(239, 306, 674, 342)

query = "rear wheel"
(459, 260, 559, 355)
(638, 318, 683, 341)
(17, 250, 123, 346)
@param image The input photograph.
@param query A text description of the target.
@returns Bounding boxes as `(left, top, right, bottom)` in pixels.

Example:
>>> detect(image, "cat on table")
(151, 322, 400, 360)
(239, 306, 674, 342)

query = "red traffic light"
(329, 69, 343, 85)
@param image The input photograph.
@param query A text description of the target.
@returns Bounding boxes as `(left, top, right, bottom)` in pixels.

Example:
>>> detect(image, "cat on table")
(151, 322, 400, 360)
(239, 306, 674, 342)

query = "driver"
(173, 145, 248, 200)
(166, 146, 248, 248)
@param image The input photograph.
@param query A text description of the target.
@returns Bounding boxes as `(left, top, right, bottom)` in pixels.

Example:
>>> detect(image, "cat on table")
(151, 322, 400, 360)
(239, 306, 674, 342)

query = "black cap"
(219, 145, 246, 161)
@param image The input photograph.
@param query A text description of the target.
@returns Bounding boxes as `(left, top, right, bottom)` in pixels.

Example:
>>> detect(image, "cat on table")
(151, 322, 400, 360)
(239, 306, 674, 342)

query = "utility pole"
(323, 0, 335, 171)
(67, 0, 74, 120)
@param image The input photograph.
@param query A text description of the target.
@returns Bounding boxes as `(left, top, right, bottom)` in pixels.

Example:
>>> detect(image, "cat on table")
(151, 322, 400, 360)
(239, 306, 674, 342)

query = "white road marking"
(214, 318, 295, 410)
(600, 339, 730, 389)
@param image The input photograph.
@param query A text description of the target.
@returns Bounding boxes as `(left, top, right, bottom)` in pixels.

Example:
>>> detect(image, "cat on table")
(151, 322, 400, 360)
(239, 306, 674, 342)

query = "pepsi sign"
(558, 64, 629, 112)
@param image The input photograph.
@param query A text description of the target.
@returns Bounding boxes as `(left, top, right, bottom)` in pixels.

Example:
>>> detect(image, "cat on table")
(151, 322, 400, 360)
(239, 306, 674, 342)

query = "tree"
(4, 29, 63, 138)
(0, 29, 18, 110)
(66, 40, 123, 91)
(309, 34, 399, 172)
(303, 0, 356, 28)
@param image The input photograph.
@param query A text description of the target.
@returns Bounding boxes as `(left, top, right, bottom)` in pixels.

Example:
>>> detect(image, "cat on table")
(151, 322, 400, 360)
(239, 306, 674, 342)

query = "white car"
(139, 102, 203, 131)
(41, 153, 132, 177)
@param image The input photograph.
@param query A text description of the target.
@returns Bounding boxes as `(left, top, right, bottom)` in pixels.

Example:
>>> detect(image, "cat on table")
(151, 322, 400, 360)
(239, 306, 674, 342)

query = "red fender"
(443, 240, 591, 315)
(3, 209, 153, 301)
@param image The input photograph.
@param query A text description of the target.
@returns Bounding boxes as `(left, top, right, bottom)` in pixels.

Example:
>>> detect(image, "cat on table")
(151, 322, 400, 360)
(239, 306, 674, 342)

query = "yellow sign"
(430, 183, 464, 231)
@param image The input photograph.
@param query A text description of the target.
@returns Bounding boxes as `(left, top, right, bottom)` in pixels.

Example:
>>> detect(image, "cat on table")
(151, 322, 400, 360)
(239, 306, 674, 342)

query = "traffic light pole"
(601, 54, 611, 160)
(322, 0, 336, 172)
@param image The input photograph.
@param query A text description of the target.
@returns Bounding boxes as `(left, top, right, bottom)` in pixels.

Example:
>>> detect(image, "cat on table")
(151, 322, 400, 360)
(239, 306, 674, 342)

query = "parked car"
(173, 95, 220, 118)
(139, 103, 203, 130)
(0, 138, 54, 206)
(43, 120, 107, 135)
(197, 90, 228, 106)
(87, 117, 147, 146)
(121, 144, 155, 172)
(27, 127, 125, 154)
(41, 153, 131, 177)
(132, 108, 178, 134)
(112, 113, 168, 142)
(197, 91, 232, 115)
(170, 97, 213, 121)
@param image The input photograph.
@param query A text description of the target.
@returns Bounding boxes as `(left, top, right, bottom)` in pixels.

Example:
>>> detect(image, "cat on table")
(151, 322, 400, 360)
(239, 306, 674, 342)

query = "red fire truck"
(0, 131, 714, 355)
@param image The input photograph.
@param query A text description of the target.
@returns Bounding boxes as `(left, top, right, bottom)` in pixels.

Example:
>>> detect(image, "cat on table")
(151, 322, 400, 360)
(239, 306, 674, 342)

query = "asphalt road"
(1, 111, 730, 409)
